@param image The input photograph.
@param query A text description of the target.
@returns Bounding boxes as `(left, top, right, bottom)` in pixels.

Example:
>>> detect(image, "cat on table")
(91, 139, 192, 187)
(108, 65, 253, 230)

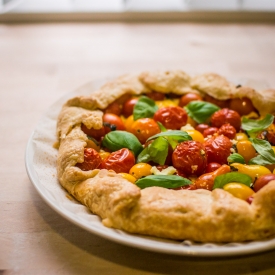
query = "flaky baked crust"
(56, 70, 275, 243)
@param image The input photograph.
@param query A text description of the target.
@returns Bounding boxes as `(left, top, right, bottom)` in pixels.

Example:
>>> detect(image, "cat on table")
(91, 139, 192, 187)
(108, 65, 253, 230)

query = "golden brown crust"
(56, 70, 275, 243)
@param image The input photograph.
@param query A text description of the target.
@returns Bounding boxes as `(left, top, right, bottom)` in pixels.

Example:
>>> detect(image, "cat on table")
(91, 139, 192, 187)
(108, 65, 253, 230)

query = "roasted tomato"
(103, 113, 125, 133)
(122, 98, 139, 118)
(217, 123, 236, 139)
(101, 148, 135, 173)
(153, 106, 188, 130)
(229, 97, 255, 116)
(204, 94, 229, 108)
(210, 108, 241, 131)
(204, 135, 232, 164)
(104, 101, 122, 116)
(174, 184, 197, 190)
(76, 148, 102, 171)
(205, 162, 222, 173)
(266, 124, 275, 145)
(81, 123, 105, 141)
(146, 91, 165, 101)
(131, 118, 160, 144)
(195, 124, 210, 134)
(178, 93, 203, 107)
(203, 127, 218, 137)
(253, 174, 275, 192)
(172, 141, 207, 176)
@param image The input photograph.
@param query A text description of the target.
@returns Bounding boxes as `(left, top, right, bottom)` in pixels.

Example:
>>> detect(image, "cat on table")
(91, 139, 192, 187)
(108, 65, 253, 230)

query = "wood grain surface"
(1, 22, 275, 275)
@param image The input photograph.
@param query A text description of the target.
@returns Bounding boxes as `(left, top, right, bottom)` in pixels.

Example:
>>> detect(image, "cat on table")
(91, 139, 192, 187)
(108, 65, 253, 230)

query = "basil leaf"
(184, 101, 220, 124)
(241, 114, 274, 134)
(227, 153, 245, 164)
(102, 130, 143, 156)
(137, 137, 169, 165)
(157, 122, 167, 132)
(249, 138, 275, 165)
(136, 175, 192, 189)
(133, 96, 158, 120)
(147, 130, 192, 143)
(213, 172, 252, 189)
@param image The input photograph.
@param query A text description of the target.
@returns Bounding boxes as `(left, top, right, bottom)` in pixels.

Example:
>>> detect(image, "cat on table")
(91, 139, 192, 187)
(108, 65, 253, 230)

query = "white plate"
(25, 78, 275, 257)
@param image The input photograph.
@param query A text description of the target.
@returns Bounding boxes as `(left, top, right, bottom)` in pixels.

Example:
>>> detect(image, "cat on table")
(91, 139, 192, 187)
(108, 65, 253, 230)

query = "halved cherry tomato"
(172, 141, 207, 176)
(101, 148, 135, 173)
(229, 97, 255, 116)
(204, 135, 232, 164)
(76, 148, 102, 171)
(179, 93, 203, 107)
(122, 98, 139, 118)
(129, 163, 153, 179)
(211, 108, 241, 131)
(103, 113, 125, 133)
(81, 123, 105, 141)
(217, 123, 236, 139)
(153, 106, 188, 130)
(131, 118, 160, 144)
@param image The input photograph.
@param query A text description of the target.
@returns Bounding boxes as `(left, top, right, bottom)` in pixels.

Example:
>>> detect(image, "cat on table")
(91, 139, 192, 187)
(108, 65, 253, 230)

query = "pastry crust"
(56, 70, 275, 243)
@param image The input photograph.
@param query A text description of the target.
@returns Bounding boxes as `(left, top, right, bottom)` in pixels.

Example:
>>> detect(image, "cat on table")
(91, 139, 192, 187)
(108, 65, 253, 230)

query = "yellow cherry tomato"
(186, 116, 198, 128)
(86, 139, 100, 152)
(236, 140, 257, 163)
(129, 163, 153, 179)
(156, 99, 178, 108)
(235, 133, 249, 142)
(230, 163, 271, 182)
(223, 182, 255, 201)
(185, 129, 204, 143)
(124, 115, 134, 132)
(99, 151, 110, 161)
(119, 173, 137, 184)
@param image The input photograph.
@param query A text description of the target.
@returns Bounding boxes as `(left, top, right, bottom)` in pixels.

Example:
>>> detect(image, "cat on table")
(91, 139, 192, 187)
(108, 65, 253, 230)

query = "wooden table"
(1, 22, 275, 275)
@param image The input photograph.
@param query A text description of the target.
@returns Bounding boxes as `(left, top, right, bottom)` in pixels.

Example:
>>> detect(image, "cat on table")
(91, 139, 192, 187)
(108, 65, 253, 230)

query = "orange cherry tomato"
(129, 163, 153, 179)
(124, 115, 135, 132)
(101, 148, 135, 173)
(229, 97, 255, 116)
(236, 140, 257, 164)
(153, 106, 188, 130)
(103, 113, 125, 133)
(179, 93, 203, 107)
(211, 108, 241, 131)
(131, 118, 160, 144)
(76, 148, 102, 171)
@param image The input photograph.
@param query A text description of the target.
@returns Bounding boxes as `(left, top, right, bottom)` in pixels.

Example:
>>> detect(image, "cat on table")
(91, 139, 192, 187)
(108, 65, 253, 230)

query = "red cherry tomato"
(174, 184, 197, 190)
(104, 101, 122, 116)
(211, 108, 241, 131)
(203, 127, 218, 137)
(253, 174, 275, 192)
(195, 124, 210, 134)
(204, 135, 232, 164)
(229, 97, 255, 116)
(204, 94, 229, 108)
(217, 123, 236, 139)
(146, 91, 165, 101)
(131, 118, 160, 144)
(178, 93, 203, 107)
(266, 125, 275, 145)
(153, 106, 188, 130)
(205, 162, 222, 173)
(103, 113, 125, 134)
(122, 98, 139, 118)
(172, 141, 207, 176)
(101, 148, 135, 173)
(81, 123, 105, 141)
(76, 148, 102, 171)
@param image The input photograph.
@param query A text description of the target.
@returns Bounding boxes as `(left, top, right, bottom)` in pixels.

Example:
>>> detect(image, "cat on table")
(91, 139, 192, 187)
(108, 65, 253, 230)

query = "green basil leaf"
(249, 138, 275, 165)
(213, 172, 252, 189)
(184, 101, 220, 124)
(136, 175, 192, 189)
(136, 147, 151, 163)
(133, 96, 158, 120)
(147, 130, 192, 143)
(241, 114, 274, 134)
(102, 130, 143, 156)
(157, 122, 167, 132)
(227, 153, 245, 164)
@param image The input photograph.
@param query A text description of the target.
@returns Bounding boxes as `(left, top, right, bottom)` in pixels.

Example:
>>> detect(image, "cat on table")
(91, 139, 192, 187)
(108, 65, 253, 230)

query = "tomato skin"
(229, 97, 255, 116)
(146, 91, 165, 101)
(76, 148, 102, 171)
(223, 183, 255, 201)
(195, 124, 210, 134)
(236, 140, 257, 164)
(204, 94, 229, 108)
(211, 108, 241, 131)
(204, 135, 232, 164)
(266, 124, 275, 145)
(253, 174, 275, 192)
(178, 93, 203, 107)
(205, 162, 221, 173)
(104, 101, 122, 116)
(81, 123, 105, 141)
(131, 118, 160, 144)
(174, 184, 197, 190)
(129, 163, 152, 179)
(217, 123, 236, 139)
(172, 141, 207, 177)
(101, 148, 135, 173)
(103, 113, 125, 133)
(203, 127, 218, 137)
(122, 98, 139, 118)
(153, 106, 188, 130)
